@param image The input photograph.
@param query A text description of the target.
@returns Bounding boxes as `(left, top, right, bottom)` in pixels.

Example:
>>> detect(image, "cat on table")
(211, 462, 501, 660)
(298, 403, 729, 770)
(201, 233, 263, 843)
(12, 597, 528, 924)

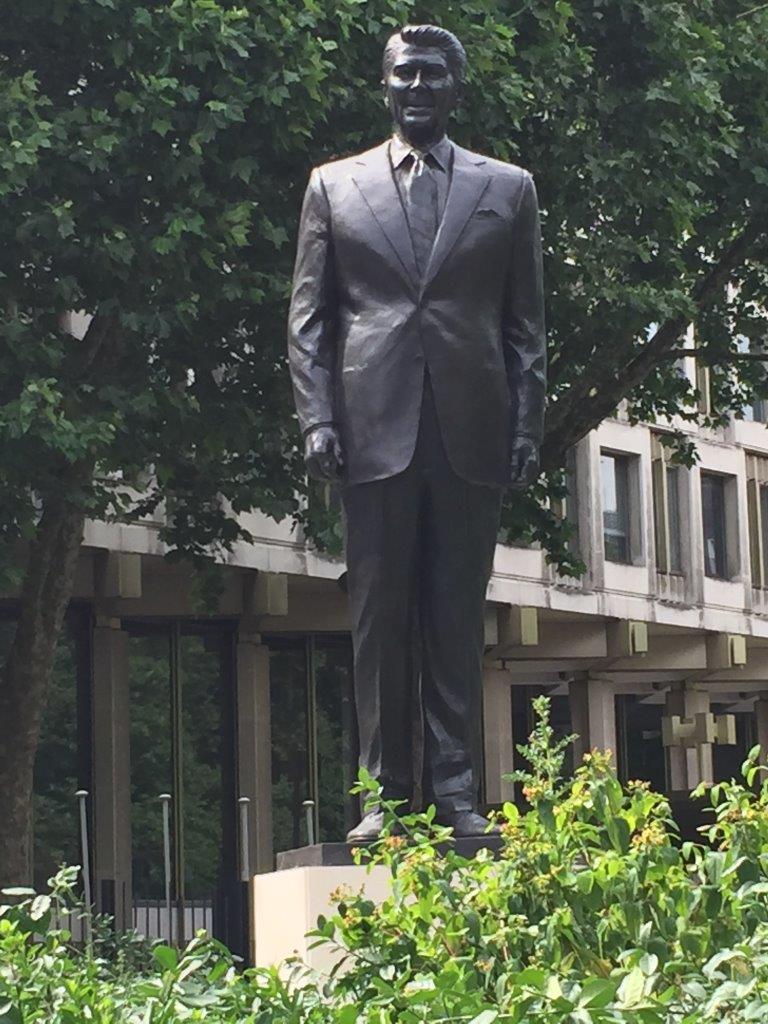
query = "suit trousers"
(341, 371, 503, 811)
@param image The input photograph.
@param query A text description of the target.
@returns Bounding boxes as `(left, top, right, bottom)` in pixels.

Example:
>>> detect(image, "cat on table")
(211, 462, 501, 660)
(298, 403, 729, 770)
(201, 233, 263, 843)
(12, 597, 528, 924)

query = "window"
(696, 362, 712, 416)
(267, 635, 358, 857)
(601, 452, 631, 563)
(555, 449, 580, 552)
(745, 399, 768, 425)
(737, 337, 767, 423)
(746, 454, 768, 588)
(701, 473, 729, 578)
(651, 436, 683, 574)
(712, 707, 756, 783)
(127, 622, 239, 948)
(667, 468, 683, 572)
(615, 695, 666, 793)
(0, 610, 92, 894)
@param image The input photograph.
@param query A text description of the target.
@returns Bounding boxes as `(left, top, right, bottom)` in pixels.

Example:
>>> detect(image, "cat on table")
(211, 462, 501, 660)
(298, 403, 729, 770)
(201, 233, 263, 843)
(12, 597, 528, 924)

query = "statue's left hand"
(509, 436, 539, 489)
(304, 424, 344, 482)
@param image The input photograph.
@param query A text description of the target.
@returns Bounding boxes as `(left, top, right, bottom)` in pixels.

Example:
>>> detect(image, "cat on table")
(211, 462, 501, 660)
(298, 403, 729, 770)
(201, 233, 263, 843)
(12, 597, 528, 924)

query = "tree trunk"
(0, 489, 87, 887)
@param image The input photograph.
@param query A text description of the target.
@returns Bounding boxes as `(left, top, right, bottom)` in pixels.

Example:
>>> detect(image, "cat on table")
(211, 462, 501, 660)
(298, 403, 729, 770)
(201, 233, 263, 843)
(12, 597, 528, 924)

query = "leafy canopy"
(0, 0, 767, 571)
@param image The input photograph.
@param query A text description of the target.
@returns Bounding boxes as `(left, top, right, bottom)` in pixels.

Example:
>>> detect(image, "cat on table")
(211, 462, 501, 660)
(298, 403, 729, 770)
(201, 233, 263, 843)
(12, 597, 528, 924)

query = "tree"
(0, 0, 322, 885)
(1, 0, 767, 884)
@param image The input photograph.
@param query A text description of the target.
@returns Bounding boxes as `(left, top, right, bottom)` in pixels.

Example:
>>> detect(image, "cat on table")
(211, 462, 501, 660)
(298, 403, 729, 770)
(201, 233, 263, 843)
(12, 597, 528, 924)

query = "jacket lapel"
(350, 143, 419, 296)
(421, 146, 490, 294)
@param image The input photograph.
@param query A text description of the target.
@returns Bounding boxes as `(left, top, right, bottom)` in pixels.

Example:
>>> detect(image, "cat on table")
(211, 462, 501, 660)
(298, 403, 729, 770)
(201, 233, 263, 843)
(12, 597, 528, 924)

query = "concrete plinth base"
(253, 838, 504, 970)
(276, 836, 503, 870)
(251, 863, 390, 971)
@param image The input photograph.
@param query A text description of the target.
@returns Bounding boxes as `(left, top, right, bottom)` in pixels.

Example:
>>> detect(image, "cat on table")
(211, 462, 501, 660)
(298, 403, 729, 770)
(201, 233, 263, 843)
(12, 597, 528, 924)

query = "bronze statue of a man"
(288, 24, 545, 840)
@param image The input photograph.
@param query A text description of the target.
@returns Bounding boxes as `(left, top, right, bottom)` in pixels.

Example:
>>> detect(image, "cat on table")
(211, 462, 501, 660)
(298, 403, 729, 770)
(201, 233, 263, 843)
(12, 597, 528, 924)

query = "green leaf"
(579, 978, 617, 1008)
(153, 945, 178, 971)
(336, 1007, 359, 1024)
(29, 895, 51, 921)
(617, 967, 646, 1007)
(468, 1011, 498, 1024)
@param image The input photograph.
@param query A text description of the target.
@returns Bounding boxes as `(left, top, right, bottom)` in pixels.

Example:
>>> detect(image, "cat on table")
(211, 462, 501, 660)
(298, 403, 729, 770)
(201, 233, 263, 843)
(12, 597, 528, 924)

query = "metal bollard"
(302, 799, 316, 846)
(159, 794, 172, 943)
(75, 790, 93, 947)
(238, 797, 251, 882)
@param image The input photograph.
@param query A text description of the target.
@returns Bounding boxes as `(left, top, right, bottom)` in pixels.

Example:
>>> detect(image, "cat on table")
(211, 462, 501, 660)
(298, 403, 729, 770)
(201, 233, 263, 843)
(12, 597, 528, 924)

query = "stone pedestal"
(253, 838, 504, 970)
(251, 863, 390, 971)
(276, 835, 503, 870)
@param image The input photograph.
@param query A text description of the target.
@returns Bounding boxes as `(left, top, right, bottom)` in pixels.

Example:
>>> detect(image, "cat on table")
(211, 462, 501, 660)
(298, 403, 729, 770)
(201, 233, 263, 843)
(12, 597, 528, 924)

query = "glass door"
(127, 622, 240, 951)
(267, 634, 358, 856)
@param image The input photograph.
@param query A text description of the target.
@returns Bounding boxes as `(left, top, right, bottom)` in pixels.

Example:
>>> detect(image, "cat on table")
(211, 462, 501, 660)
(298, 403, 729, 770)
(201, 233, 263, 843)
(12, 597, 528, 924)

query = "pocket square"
(475, 205, 510, 221)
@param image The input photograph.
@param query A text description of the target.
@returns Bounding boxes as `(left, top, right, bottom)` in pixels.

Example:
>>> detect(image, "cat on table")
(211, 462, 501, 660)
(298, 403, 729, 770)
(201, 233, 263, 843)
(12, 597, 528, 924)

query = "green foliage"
(317, 705, 768, 1021)
(0, 867, 309, 1024)
(7, 703, 768, 1020)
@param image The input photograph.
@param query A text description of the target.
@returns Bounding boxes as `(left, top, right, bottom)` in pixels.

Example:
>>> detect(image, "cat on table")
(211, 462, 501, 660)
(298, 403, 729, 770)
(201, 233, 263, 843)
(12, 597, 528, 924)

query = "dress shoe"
(438, 809, 500, 838)
(346, 809, 403, 843)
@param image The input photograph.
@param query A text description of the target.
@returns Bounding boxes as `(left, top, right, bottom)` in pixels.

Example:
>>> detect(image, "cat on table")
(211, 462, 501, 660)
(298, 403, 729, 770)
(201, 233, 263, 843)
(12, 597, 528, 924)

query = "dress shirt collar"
(389, 133, 453, 172)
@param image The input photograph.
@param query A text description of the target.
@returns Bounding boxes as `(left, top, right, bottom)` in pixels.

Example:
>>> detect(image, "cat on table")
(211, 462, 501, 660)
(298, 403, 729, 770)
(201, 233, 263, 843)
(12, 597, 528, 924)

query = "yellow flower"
(627, 779, 651, 792)
(329, 884, 353, 904)
(383, 834, 407, 851)
(631, 820, 667, 849)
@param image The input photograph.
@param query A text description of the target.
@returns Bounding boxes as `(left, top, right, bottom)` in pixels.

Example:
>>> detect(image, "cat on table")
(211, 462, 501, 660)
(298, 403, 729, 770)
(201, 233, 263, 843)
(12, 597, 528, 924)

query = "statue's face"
(384, 41, 458, 147)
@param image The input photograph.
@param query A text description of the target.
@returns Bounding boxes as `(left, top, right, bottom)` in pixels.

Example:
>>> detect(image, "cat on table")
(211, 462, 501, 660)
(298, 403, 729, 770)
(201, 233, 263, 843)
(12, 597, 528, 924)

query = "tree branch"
(542, 210, 766, 469)
(663, 348, 768, 361)
(737, 2, 768, 18)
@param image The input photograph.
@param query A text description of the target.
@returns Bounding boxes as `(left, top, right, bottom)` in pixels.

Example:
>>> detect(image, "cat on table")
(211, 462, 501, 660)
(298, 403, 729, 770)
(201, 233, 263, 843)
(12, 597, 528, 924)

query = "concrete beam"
(96, 551, 142, 600)
(601, 635, 708, 674)
(487, 619, 606, 662)
(607, 620, 648, 658)
(243, 572, 288, 618)
(259, 586, 350, 632)
(591, 669, 691, 687)
(700, 650, 768, 683)
(497, 606, 539, 648)
(707, 633, 748, 672)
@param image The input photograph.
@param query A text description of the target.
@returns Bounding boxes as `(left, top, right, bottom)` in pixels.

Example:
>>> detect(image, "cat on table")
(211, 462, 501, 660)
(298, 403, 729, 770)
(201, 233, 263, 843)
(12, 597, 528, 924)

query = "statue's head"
(382, 24, 467, 149)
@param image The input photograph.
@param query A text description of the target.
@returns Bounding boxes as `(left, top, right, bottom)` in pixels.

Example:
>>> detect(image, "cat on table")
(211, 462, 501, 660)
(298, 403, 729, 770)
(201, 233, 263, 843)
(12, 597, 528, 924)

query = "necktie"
(405, 153, 438, 276)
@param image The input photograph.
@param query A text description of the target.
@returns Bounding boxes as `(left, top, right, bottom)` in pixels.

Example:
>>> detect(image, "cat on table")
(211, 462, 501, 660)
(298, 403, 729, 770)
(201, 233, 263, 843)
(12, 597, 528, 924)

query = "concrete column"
(570, 676, 617, 767)
(755, 694, 768, 762)
(664, 683, 713, 792)
(236, 630, 273, 873)
(482, 666, 515, 805)
(92, 615, 132, 928)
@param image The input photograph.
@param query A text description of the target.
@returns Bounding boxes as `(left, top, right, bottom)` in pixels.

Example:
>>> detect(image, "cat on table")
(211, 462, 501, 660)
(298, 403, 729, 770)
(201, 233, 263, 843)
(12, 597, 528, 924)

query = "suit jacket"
(287, 139, 546, 488)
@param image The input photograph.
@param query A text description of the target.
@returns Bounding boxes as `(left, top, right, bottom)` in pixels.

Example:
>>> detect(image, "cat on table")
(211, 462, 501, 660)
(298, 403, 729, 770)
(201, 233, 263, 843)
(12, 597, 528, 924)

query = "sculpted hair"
(382, 24, 468, 85)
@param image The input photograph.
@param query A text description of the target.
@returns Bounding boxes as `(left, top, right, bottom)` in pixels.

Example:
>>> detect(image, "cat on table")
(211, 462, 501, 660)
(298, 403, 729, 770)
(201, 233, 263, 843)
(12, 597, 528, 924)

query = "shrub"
(3, 698, 768, 1022)
(316, 698, 768, 1022)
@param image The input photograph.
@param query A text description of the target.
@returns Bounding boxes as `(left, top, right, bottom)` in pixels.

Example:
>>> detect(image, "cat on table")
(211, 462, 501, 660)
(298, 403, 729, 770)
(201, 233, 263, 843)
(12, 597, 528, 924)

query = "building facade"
(6, 361, 768, 957)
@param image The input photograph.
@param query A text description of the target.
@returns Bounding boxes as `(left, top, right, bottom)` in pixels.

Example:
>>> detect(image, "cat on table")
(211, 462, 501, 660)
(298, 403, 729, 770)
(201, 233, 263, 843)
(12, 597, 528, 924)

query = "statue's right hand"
(304, 425, 344, 482)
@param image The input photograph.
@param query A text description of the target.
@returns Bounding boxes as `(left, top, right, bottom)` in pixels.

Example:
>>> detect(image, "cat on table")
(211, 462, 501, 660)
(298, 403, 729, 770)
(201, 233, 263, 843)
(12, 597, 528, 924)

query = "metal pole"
(159, 793, 172, 943)
(238, 797, 251, 882)
(75, 790, 93, 947)
(303, 799, 316, 846)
